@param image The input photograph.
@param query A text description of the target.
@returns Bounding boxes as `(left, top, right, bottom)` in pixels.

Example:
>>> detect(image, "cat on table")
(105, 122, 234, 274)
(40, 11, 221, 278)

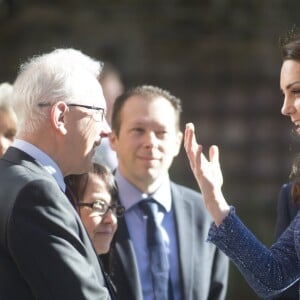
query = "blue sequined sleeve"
(207, 206, 300, 298)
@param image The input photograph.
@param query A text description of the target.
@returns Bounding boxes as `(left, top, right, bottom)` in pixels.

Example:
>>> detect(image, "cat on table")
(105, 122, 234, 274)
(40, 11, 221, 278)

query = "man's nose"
(100, 118, 111, 138)
(144, 131, 158, 147)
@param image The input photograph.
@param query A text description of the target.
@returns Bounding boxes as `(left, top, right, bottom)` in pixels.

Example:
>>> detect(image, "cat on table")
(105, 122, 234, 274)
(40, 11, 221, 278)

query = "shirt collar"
(12, 139, 66, 191)
(115, 169, 172, 212)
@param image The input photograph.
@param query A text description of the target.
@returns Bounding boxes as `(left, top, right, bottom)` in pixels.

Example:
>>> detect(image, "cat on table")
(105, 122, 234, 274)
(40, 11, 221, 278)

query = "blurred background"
(1, 1, 300, 299)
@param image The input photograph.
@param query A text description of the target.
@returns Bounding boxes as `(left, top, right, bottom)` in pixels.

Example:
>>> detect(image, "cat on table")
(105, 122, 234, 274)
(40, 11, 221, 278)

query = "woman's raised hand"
(184, 123, 230, 226)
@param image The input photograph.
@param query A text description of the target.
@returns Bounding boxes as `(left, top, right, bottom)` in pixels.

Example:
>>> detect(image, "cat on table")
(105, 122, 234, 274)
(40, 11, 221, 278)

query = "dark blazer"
(274, 182, 300, 300)
(0, 147, 111, 300)
(108, 182, 229, 300)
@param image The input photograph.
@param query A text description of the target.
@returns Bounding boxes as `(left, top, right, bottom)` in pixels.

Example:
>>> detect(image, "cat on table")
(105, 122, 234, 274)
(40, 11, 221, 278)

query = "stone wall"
(2, 1, 300, 298)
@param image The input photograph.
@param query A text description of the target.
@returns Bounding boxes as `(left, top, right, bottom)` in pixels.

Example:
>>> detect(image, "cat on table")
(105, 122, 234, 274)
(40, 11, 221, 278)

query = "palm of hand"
(184, 123, 223, 195)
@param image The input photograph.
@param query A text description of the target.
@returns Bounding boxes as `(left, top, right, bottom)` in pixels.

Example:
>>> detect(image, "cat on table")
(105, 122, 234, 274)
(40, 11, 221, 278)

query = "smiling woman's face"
(280, 59, 300, 135)
(79, 174, 117, 254)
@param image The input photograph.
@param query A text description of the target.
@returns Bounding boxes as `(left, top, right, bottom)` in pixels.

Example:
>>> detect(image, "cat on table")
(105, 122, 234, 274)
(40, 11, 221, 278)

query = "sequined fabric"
(208, 206, 300, 299)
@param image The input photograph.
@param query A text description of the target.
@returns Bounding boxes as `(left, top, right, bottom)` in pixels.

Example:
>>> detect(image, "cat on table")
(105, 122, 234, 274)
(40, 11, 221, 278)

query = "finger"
(184, 123, 197, 169)
(208, 145, 219, 163)
(184, 123, 194, 151)
(184, 123, 194, 156)
(195, 144, 203, 172)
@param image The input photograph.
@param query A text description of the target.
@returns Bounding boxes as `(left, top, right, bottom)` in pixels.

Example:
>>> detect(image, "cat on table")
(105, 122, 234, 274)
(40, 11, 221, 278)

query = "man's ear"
(173, 131, 183, 156)
(50, 101, 68, 135)
(109, 130, 118, 151)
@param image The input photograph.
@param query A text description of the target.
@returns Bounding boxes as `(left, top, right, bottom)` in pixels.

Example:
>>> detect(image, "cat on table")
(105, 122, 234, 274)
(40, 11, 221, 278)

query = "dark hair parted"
(65, 163, 118, 209)
(111, 85, 182, 136)
(280, 28, 300, 62)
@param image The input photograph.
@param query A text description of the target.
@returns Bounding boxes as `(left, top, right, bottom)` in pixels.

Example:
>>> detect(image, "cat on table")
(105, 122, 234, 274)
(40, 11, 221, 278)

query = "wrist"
(205, 193, 230, 226)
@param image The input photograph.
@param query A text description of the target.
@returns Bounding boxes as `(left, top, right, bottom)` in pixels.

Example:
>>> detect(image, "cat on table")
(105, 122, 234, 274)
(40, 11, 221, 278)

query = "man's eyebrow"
(286, 81, 300, 90)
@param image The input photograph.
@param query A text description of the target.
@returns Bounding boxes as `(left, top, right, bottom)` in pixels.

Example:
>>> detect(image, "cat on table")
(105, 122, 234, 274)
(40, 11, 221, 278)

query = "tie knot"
(139, 198, 159, 218)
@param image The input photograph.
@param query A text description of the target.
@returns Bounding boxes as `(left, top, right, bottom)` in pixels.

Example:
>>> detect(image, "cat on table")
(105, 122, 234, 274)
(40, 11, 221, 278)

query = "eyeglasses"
(78, 199, 125, 217)
(38, 102, 105, 122)
(67, 104, 105, 122)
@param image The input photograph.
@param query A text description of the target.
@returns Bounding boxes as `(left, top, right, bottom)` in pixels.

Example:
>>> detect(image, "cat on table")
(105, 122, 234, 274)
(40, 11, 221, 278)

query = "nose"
(281, 95, 296, 116)
(100, 118, 111, 138)
(102, 208, 117, 224)
(144, 131, 158, 148)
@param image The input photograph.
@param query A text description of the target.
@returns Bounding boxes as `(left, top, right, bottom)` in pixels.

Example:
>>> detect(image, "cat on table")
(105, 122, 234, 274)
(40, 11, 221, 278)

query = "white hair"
(12, 48, 103, 134)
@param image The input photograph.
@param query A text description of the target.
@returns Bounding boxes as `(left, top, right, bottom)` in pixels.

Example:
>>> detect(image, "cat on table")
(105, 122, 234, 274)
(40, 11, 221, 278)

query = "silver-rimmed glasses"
(78, 199, 125, 217)
(38, 102, 105, 122)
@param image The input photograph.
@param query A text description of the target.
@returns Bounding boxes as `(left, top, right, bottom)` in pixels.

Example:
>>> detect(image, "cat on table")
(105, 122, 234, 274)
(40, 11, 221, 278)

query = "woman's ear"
(50, 101, 68, 135)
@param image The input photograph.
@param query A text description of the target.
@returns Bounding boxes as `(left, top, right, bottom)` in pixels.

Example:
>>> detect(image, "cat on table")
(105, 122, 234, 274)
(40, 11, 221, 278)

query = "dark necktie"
(139, 199, 170, 300)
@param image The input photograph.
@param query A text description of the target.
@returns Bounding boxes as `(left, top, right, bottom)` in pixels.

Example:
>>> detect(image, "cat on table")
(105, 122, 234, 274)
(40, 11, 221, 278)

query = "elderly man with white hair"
(0, 48, 113, 299)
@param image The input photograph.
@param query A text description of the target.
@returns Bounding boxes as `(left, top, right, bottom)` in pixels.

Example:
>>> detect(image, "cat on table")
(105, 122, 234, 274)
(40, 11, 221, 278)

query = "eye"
(92, 200, 107, 213)
(132, 127, 144, 134)
(292, 89, 300, 95)
(156, 130, 169, 139)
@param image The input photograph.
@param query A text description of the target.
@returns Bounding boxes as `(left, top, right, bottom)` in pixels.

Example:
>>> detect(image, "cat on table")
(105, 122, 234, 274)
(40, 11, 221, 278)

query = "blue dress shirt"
(115, 169, 182, 300)
(12, 139, 65, 191)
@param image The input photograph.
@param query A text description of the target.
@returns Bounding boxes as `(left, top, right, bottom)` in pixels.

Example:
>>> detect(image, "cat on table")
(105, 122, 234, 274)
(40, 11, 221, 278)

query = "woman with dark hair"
(184, 33, 300, 299)
(65, 163, 124, 255)
(65, 163, 125, 299)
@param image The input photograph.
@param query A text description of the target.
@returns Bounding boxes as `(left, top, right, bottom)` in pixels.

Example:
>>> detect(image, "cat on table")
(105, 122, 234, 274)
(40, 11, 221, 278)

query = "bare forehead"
(122, 95, 178, 128)
(281, 60, 300, 86)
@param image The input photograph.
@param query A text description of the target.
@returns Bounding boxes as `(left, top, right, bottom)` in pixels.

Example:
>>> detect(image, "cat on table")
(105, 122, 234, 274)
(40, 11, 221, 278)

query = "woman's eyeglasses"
(78, 199, 125, 217)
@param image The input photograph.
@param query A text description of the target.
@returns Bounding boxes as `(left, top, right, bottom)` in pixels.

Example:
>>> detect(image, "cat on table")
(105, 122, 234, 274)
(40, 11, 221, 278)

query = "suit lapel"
(114, 215, 143, 300)
(171, 183, 194, 300)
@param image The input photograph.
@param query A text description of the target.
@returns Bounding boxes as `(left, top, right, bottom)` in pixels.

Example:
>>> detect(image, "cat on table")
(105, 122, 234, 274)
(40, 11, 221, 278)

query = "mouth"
(294, 120, 300, 125)
(138, 153, 160, 161)
(96, 232, 113, 237)
(95, 229, 113, 235)
(293, 121, 300, 134)
(140, 157, 156, 161)
(138, 157, 160, 166)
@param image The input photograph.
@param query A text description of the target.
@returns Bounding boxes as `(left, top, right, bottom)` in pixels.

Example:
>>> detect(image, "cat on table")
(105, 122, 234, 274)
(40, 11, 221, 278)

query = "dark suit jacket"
(108, 182, 229, 300)
(0, 147, 111, 300)
(273, 182, 300, 300)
